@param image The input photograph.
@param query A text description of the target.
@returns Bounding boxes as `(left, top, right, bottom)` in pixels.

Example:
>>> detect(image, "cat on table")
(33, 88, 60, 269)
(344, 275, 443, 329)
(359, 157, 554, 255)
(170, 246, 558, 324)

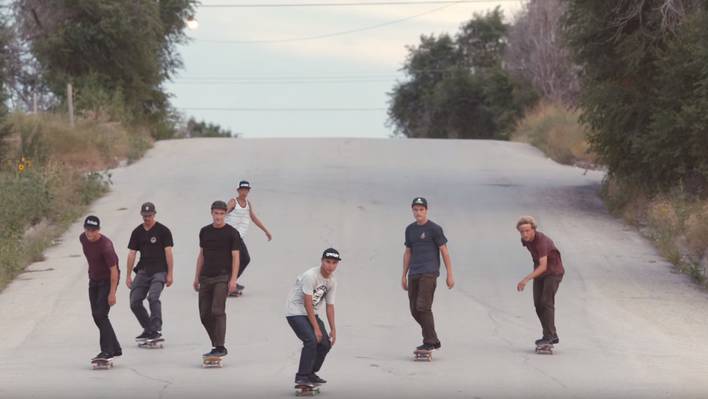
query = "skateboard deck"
(295, 384, 320, 397)
(414, 349, 432, 361)
(535, 343, 554, 355)
(91, 358, 113, 370)
(138, 338, 165, 349)
(202, 355, 223, 368)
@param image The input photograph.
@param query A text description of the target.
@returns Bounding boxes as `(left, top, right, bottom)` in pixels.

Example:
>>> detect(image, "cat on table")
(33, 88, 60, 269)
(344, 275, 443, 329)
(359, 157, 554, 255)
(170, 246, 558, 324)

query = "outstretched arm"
(249, 202, 272, 241)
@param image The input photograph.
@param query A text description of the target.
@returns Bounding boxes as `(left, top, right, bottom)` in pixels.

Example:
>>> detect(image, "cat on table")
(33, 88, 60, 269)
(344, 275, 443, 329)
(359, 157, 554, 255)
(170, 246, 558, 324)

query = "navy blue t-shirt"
(405, 220, 448, 277)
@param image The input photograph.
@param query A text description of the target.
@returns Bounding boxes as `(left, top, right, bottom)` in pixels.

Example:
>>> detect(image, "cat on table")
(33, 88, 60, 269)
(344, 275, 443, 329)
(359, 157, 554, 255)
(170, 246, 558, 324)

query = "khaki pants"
(199, 274, 229, 347)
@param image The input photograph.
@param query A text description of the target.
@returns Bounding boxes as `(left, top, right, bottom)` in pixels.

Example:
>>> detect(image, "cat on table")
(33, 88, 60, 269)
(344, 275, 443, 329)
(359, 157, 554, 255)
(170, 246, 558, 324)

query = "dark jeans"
(237, 239, 251, 278)
(533, 275, 562, 338)
(89, 278, 121, 355)
(286, 315, 332, 379)
(130, 271, 166, 333)
(199, 274, 229, 347)
(408, 273, 440, 345)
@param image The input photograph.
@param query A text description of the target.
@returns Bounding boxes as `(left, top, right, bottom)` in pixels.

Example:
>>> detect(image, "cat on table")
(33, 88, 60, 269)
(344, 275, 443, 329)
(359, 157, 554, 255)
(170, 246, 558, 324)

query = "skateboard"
(202, 354, 223, 368)
(413, 349, 432, 361)
(91, 358, 113, 370)
(295, 384, 320, 397)
(138, 337, 165, 349)
(535, 343, 554, 355)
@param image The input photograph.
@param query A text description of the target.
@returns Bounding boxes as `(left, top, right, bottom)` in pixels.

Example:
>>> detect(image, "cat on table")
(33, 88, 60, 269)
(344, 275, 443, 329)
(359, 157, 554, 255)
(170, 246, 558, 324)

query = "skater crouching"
(285, 248, 340, 387)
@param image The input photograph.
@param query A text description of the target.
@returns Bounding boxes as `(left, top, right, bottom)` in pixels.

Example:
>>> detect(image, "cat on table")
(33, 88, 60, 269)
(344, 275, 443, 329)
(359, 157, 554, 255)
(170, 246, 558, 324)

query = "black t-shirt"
(199, 223, 241, 277)
(128, 222, 174, 275)
(405, 220, 448, 277)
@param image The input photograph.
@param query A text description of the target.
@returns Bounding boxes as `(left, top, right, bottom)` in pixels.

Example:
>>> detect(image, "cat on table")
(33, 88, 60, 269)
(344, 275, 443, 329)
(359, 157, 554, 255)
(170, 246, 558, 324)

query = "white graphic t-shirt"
(285, 267, 337, 317)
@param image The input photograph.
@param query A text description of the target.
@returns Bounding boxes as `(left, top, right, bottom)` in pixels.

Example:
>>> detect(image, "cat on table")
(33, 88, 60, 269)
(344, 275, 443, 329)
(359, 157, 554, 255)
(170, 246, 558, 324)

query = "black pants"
(408, 273, 440, 345)
(287, 315, 332, 379)
(89, 279, 121, 355)
(237, 239, 251, 278)
(533, 275, 562, 338)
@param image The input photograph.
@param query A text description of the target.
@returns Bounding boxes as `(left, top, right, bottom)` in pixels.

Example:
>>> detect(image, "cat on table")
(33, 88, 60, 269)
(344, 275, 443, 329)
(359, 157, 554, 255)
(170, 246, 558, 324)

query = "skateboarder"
(126, 202, 174, 343)
(285, 248, 340, 387)
(193, 200, 241, 358)
(515, 216, 564, 346)
(226, 180, 272, 296)
(402, 197, 455, 352)
(80, 215, 122, 362)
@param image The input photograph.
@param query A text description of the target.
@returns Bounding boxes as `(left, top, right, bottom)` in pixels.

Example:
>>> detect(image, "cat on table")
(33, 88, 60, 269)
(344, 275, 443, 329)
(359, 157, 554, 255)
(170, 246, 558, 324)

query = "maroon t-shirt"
(521, 231, 564, 277)
(80, 233, 120, 281)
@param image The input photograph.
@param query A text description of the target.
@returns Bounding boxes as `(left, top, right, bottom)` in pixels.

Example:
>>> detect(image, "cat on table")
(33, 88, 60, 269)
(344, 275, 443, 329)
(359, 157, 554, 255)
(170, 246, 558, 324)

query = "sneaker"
(236, 284, 245, 291)
(92, 352, 113, 361)
(203, 348, 217, 357)
(535, 336, 553, 346)
(550, 336, 559, 344)
(146, 331, 162, 341)
(310, 373, 327, 384)
(135, 331, 150, 341)
(295, 377, 315, 387)
(112, 349, 123, 357)
(416, 343, 435, 351)
(213, 346, 228, 356)
(432, 342, 441, 350)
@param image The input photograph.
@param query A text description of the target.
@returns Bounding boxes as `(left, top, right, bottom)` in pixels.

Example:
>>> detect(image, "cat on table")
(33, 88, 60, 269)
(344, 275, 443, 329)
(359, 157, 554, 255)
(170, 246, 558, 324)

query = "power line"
(179, 107, 386, 111)
(199, 1, 521, 8)
(172, 79, 393, 85)
(194, 1, 457, 44)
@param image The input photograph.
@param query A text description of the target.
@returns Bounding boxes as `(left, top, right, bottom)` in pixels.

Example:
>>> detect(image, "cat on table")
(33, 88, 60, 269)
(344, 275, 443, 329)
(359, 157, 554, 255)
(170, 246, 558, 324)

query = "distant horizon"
(166, 0, 525, 138)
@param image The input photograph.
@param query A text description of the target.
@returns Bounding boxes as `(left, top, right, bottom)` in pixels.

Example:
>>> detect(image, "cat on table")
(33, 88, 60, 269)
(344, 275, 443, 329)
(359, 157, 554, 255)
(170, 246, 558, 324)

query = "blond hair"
(516, 216, 537, 230)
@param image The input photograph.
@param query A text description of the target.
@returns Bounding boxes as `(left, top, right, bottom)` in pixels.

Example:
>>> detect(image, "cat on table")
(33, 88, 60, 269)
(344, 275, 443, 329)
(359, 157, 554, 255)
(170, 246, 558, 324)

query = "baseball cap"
(211, 200, 228, 211)
(322, 248, 342, 261)
(140, 202, 156, 215)
(411, 197, 428, 208)
(84, 215, 101, 230)
(238, 180, 251, 190)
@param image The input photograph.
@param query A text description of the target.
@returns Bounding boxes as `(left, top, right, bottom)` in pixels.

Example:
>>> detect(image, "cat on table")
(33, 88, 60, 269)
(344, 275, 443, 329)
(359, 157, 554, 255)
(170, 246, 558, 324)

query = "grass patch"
(0, 112, 151, 290)
(512, 102, 596, 167)
(602, 178, 708, 286)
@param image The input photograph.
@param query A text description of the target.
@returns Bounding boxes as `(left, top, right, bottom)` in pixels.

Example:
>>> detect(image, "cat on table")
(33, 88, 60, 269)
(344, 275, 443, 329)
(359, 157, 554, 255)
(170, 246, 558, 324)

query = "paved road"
(1, 138, 707, 399)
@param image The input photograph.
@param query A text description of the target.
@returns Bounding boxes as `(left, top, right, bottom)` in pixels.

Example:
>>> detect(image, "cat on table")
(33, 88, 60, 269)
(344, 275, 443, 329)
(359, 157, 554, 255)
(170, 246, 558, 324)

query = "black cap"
(84, 215, 101, 230)
(238, 180, 251, 190)
(322, 248, 342, 261)
(411, 197, 428, 208)
(140, 202, 156, 215)
(211, 200, 228, 211)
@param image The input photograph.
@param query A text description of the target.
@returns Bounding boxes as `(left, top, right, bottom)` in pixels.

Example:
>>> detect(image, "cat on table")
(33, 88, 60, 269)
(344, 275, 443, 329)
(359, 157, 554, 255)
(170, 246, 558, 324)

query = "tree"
(13, 0, 196, 135)
(388, 8, 537, 139)
(0, 15, 11, 120)
(183, 117, 234, 138)
(564, 0, 708, 194)
(505, 0, 580, 106)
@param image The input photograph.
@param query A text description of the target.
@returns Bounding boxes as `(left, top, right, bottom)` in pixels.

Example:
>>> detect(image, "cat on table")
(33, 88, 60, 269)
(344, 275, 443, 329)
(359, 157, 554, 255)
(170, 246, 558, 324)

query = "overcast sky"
(166, 1, 526, 138)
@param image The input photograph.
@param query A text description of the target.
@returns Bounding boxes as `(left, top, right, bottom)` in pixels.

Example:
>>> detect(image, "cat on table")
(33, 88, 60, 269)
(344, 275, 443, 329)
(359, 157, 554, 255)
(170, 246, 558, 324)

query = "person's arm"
(228, 249, 240, 294)
(249, 201, 272, 241)
(326, 303, 336, 346)
(108, 265, 118, 306)
(165, 246, 174, 287)
(440, 244, 454, 289)
(126, 250, 137, 288)
(402, 247, 411, 290)
(193, 248, 204, 291)
(304, 294, 323, 342)
(517, 256, 548, 292)
(226, 198, 236, 214)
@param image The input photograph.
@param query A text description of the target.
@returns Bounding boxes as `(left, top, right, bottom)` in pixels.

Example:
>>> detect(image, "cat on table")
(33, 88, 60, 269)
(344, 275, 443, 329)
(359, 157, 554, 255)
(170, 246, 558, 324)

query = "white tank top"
(227, 198, 251, 238)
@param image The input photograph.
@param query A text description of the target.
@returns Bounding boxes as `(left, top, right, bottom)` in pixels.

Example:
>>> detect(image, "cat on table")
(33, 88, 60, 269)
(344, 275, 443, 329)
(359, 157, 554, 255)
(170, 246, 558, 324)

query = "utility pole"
(67, 83, 74, 127)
